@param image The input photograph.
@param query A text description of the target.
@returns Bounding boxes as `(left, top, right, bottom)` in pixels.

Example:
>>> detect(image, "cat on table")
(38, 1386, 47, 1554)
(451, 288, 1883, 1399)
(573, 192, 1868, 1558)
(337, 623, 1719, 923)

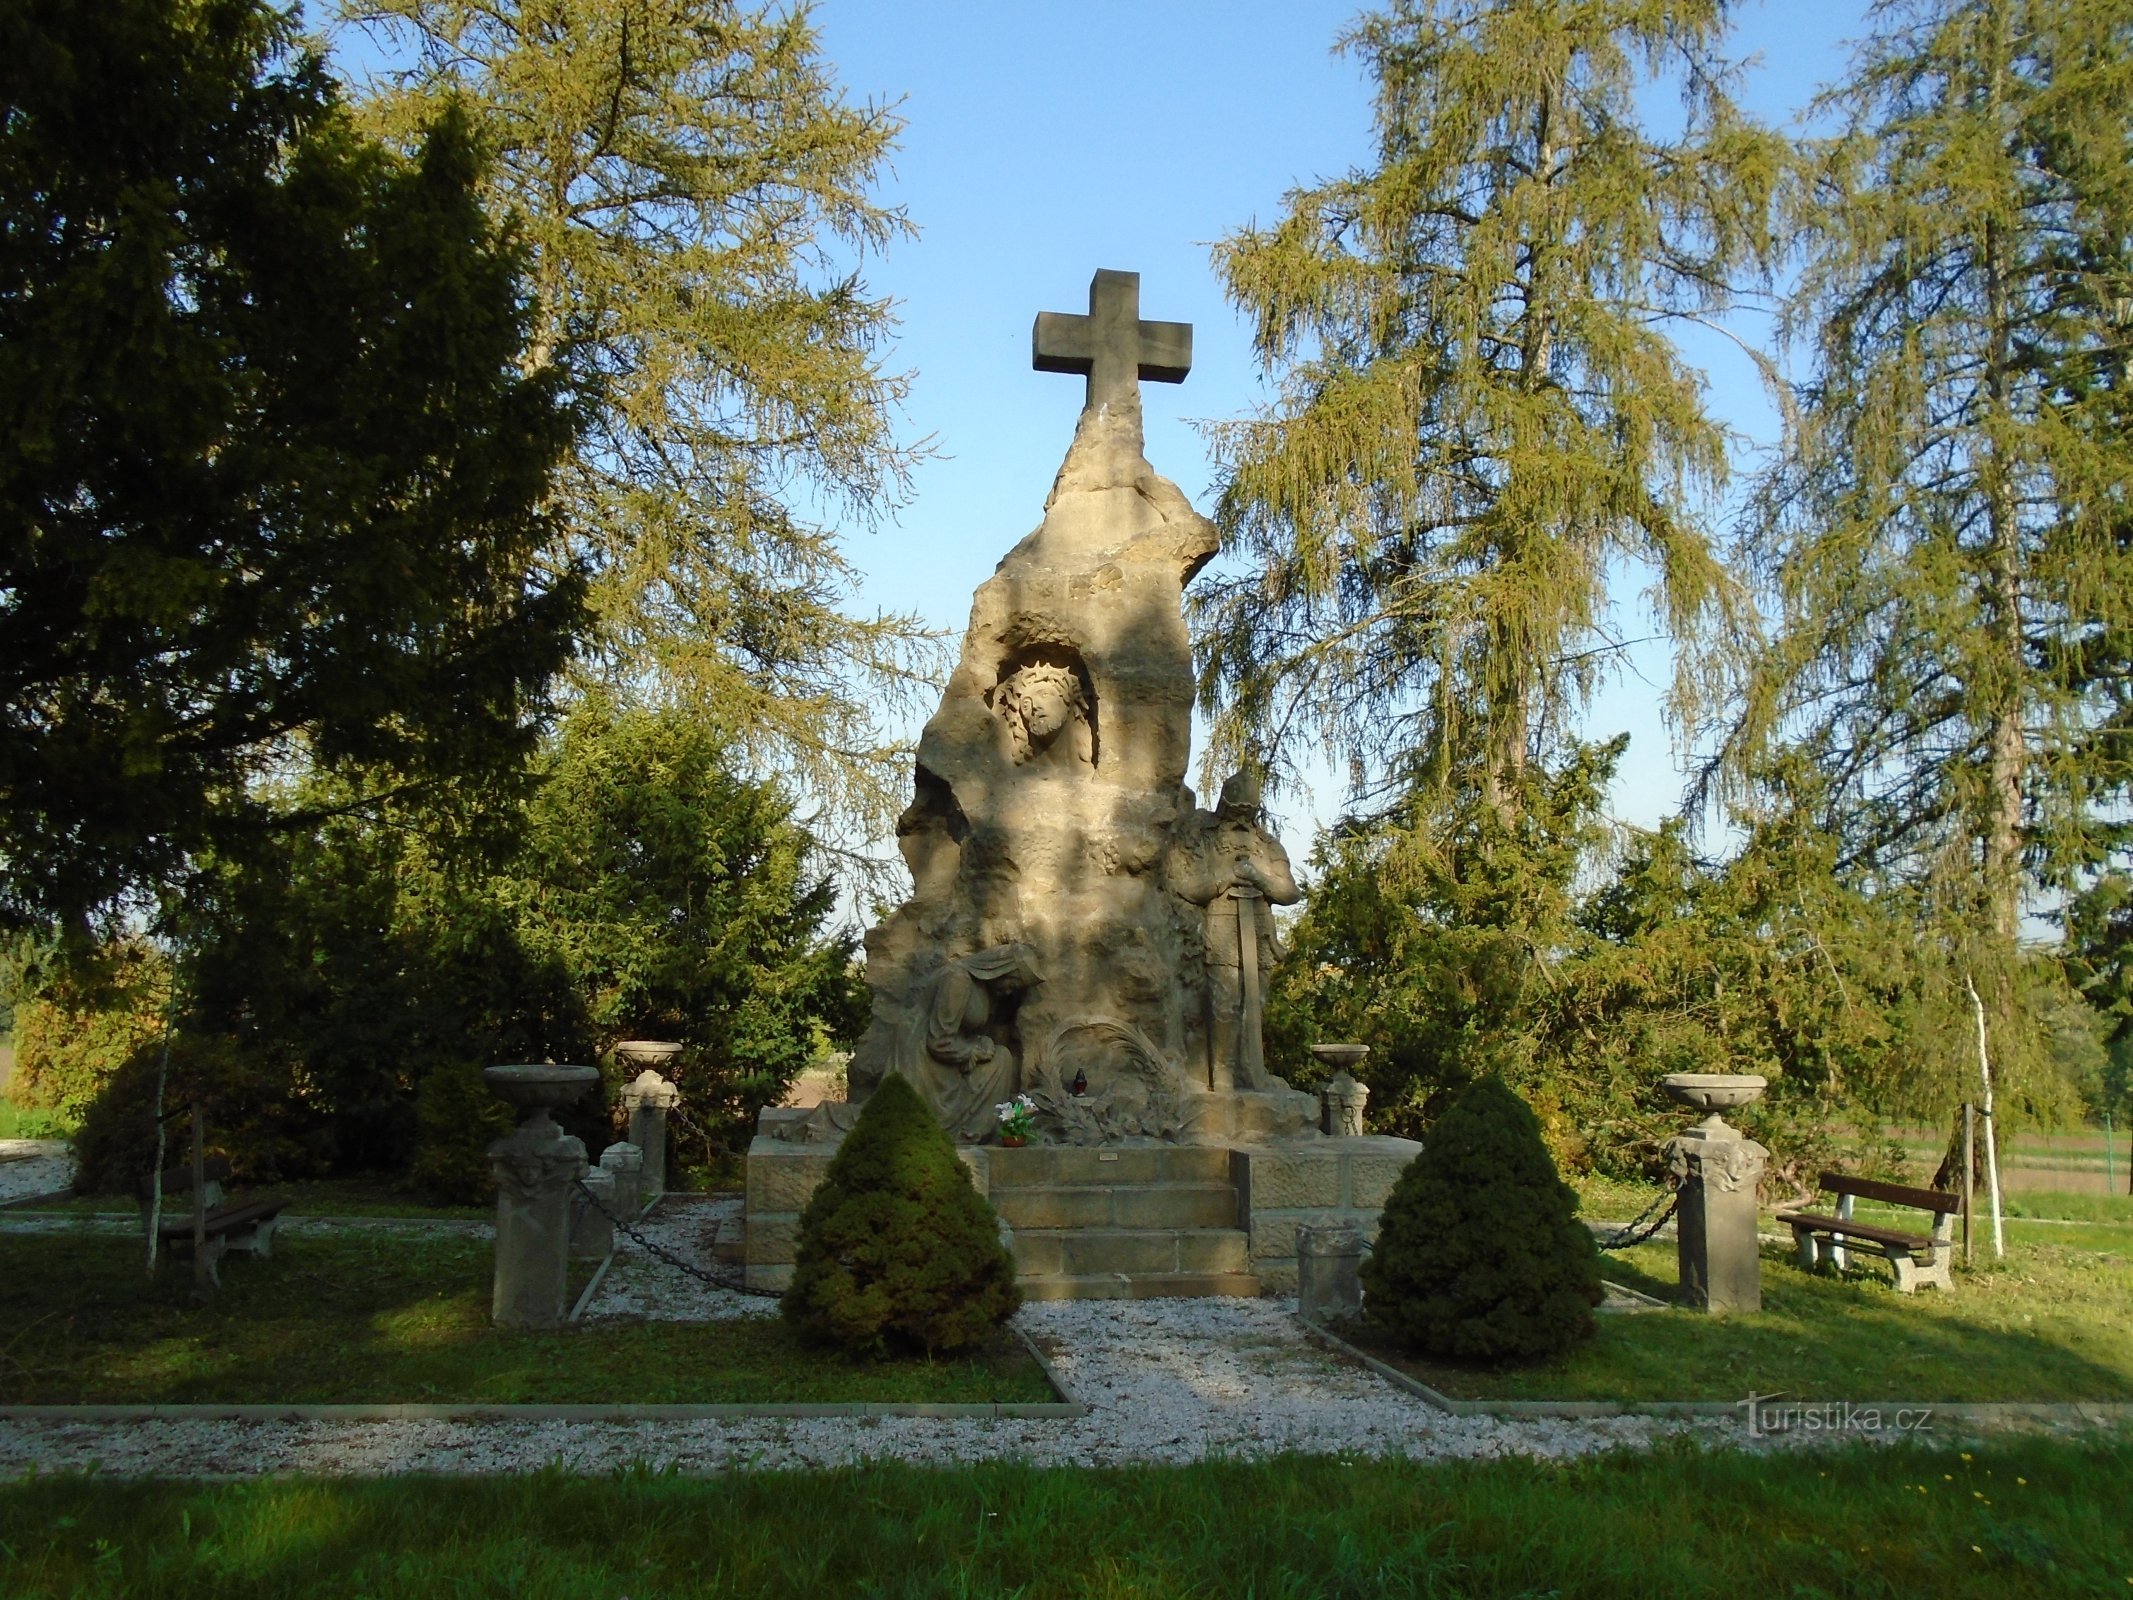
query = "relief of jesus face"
(1018, 677, 1072, 745)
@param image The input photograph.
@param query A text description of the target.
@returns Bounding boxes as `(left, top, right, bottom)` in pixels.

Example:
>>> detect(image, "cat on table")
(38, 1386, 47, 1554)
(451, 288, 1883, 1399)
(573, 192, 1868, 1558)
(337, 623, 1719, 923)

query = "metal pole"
(189, 1102, 209, 1293)
(1966, 974, 2004, 1259)
(1962, 1101, 1975, 1269)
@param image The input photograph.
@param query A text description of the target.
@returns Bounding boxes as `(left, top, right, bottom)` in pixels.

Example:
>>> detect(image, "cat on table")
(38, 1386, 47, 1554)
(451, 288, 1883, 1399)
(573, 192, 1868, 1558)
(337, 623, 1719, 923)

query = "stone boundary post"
(622, 1071, 681, 1198)
(600, 1141, 645, 1219)
(488, 1122, 586, 1329)
(1667, 1123, 1768, 1313)
(571, 1165, 618, 1260)
(1296, 1222, 1366, 1322)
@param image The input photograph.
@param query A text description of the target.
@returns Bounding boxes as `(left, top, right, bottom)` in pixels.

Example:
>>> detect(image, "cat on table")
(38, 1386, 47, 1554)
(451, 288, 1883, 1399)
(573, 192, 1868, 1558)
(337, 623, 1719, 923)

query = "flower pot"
(1000, 1134, 1028, 1148)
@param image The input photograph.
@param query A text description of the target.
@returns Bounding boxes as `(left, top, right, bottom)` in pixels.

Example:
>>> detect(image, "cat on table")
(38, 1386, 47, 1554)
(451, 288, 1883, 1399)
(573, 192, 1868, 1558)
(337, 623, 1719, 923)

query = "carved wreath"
(1666, 1137, 1770, 1195)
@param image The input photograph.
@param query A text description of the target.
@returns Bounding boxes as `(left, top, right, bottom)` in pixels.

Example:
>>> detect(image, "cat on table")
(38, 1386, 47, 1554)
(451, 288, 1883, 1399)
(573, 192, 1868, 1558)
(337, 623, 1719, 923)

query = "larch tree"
(1728, 0, 2133, 945)
(1196, 0, 1784, 814)
(335, 0, 936, 832)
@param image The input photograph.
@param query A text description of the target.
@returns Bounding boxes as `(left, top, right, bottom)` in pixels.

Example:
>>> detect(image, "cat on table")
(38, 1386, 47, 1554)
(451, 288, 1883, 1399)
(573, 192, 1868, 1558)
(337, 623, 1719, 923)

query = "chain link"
(1594, 1187, 1680, 1251)
(668, 1103, 723, 1149)
(573, 1177, 778, 1298)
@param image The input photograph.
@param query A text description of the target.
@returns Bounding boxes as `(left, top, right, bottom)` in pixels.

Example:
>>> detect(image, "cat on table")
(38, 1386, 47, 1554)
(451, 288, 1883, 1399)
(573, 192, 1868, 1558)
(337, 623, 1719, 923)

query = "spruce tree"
(1361, 1075, 1601, 1365)
(1198, 0, 1784, 813)
(782, 1072, 1020, 1357)
(336, 0, 936, 831)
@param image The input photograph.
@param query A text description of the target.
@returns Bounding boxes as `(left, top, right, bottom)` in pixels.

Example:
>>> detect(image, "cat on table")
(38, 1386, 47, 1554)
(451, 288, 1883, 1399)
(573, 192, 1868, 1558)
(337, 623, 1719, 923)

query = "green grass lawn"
(1345, 1199, 2133, 1404)
(0, 1229, 1052, 1406)
(2003, 1190, 2133, 1224)
(0, 1095, 69, 1142)
(1, 1439, 2128, 1598)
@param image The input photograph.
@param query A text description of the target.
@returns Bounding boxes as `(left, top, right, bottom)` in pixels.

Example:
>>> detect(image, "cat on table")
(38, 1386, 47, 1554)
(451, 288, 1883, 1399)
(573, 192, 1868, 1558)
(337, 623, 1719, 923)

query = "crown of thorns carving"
(995, 662, 1089, 757)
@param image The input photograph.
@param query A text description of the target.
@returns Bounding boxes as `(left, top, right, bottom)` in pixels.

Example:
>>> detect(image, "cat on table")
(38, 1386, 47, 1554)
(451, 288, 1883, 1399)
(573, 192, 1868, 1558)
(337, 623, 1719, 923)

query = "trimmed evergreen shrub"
(1360, 1075, 1602, 1366)
(781, 1071, 1020, 1356)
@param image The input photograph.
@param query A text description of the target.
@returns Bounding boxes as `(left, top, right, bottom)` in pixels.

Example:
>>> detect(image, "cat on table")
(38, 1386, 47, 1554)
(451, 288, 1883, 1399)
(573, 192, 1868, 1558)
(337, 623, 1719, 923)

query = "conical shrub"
(1360, 1075, 1601, 1366)
(781, 1070, 1021, 1356)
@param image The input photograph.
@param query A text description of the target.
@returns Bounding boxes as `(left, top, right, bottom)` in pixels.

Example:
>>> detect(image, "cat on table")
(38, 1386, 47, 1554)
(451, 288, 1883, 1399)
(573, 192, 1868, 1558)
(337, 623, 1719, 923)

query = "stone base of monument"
(741, 1129, 1420, 1299)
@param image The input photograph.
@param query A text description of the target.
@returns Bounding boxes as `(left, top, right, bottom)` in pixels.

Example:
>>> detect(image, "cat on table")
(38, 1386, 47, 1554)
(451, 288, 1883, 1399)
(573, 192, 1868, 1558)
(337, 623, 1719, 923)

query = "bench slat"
(1814, 1171, 1961, 1214)
(154, 1197, 287, 1239)
(1775, 1209, 1933, 1251)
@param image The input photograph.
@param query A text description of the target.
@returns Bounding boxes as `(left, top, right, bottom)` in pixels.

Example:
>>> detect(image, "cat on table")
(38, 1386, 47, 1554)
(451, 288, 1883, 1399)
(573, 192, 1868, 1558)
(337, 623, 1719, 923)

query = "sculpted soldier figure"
(1167, 771, 1299, 1090)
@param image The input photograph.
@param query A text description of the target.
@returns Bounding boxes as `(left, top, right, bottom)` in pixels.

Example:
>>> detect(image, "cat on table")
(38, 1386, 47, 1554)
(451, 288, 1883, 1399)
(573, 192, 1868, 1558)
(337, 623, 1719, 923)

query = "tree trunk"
(1979, 0, 2025, 945)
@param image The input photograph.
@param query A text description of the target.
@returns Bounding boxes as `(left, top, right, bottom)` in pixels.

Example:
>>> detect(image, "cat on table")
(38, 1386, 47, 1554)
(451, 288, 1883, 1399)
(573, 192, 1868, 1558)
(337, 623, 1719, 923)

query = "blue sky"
(324, 0, 1873, 866)
(800, 0, 1869, 866)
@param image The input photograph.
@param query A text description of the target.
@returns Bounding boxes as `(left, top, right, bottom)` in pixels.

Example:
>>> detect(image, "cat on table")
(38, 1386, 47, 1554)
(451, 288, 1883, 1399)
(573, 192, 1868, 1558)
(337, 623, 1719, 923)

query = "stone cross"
(1033, 269, 1192, 416)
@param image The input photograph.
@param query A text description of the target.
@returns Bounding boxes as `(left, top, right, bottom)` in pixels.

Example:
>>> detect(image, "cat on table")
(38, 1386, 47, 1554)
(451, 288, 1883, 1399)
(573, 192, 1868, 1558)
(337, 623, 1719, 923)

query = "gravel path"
(0, 1306, 1722, 1481)
(0, 1191, 1759, 1478)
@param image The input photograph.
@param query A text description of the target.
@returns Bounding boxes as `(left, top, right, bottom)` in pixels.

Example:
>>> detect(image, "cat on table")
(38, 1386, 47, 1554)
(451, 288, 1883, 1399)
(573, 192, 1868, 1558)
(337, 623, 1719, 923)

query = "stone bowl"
(613, 1040, 683, 1070)
(1308, 1043, 1371, 1071)
(484, 1063, 600, 1126)
(1659, 1073, 1767, 1115)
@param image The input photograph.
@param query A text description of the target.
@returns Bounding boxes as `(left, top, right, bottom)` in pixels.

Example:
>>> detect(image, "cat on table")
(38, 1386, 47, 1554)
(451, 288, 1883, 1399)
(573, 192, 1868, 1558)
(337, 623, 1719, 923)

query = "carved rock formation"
(831, 271, 1316, 1146)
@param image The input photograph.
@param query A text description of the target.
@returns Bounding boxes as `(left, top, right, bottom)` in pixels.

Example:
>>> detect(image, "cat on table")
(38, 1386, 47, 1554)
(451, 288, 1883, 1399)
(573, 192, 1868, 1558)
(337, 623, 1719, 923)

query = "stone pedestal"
(600, 1141, 645, 1220)
(1667, 1120, 1769, 1314)
(621, 1070, 681, 1197)
(1318, 1071, 1369, 1138)
(488, 1121, 587, 1328)
(1296, 1222, 1366, 1322)
(571, 1164, 618, 1260)
(1232, 1135, 1418, 1294)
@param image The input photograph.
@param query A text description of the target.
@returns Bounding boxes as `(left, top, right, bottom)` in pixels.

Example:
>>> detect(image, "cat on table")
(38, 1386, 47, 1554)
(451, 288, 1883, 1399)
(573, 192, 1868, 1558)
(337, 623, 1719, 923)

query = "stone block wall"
(742, 1135, 990, 1291)
(1230, 1135, 1420, 1294)
(742, 1131, 1421, 1296)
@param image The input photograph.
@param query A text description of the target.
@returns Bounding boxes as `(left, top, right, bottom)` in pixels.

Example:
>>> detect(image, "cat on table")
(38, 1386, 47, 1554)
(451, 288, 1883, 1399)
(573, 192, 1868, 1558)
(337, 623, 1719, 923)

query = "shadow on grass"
(3, 1439, 2131, 1598)
(1356, 1236, 2133, 1404)
(0, 1231, 1049, 1406)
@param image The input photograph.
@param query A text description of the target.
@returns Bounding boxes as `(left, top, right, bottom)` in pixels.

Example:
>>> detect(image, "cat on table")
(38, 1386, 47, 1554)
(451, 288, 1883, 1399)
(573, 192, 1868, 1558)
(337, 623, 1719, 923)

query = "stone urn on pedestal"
(614, 1041, 683, 1198)
(1660, 1073, 1769, 1314)
(483, 1064, 599, 1329)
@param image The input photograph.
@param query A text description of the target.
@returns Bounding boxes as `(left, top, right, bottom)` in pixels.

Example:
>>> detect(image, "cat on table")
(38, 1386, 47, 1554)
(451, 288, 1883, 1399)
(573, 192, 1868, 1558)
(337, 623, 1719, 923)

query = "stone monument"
(832, 267, 1315, 1145)
(746, 269, 1421, 1298)
(1662, 1073, 1769, 1314)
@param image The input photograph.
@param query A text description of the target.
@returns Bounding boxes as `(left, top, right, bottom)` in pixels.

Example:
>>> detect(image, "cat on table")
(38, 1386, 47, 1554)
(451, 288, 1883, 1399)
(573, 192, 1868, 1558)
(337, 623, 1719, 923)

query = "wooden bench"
(1775, 1171, 1958, 1293)
(137, 1156, 288, 1286)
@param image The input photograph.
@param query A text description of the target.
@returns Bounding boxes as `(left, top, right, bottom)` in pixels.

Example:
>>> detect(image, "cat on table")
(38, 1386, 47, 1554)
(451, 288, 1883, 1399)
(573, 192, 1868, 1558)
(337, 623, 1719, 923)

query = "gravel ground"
(0, 1190, 1765, 1478)
(579, 1195, 775, 1322)
(0, 1140, 71, 1203)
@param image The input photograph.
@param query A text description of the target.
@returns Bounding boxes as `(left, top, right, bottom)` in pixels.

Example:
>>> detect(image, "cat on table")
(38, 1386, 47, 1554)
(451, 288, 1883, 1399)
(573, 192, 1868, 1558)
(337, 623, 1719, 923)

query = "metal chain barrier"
(668, 1103, 724, 1150)
(1595, 1186, 1680, 1251)
(573, 1176, 778, 1299)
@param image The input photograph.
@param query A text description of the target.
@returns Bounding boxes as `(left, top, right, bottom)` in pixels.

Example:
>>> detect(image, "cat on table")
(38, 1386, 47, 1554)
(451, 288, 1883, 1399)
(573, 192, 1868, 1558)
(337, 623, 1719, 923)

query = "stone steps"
(986, 1143, 1234, 1187)
(742, 1128, 1423, 1298)
(1016, 1270, 1261, 1301)
(1009, 1224, 1250, 1278)
(987, 1145, 1257, 1299)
